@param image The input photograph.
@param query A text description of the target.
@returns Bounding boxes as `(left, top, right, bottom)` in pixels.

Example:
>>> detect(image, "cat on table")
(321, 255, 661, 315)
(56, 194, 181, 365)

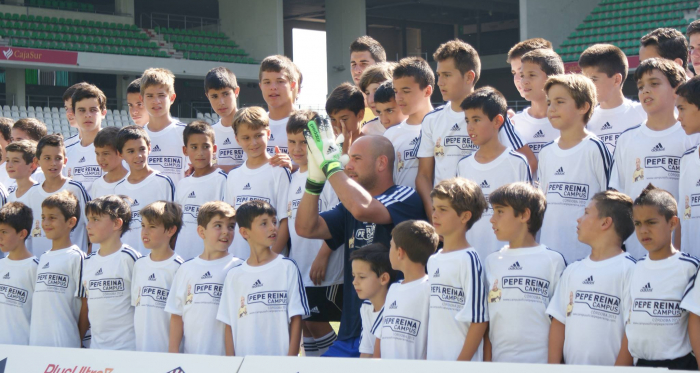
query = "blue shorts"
(321, 336, 361, 358)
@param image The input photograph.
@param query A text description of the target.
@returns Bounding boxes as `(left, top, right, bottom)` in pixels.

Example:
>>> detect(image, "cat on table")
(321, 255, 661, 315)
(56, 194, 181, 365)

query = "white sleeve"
(455, 251, 489, 323)
(216, 272, 233, 326)
(593, 142, 612, 190)
(224, 174, 236, 206)
(275, 169, 291, 222)
(286, 259, 310, 320)
(131, 262, 140, 307)
(74, 252, 86, 299)
(321, 184, 339, 212)
(498, 116, 527, 149)
(609, 145, 623, 192)
(536, 155, 546, 191)
(358, 307, 376, 354)
(549, 254, 567, 302)
(164, 270, 184, 316)
(372, 308, 385, 340)
(219, 176, 227, 202)
(416, 119, 434, 158)
(623, 263, 635, 319)
(546, 267, 569, 323)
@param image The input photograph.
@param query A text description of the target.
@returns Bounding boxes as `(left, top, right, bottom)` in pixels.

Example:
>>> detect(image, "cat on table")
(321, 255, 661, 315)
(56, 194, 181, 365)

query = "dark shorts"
(304, 284, 343, 322)
(637, 353, 698, 370)
(322, 336, 361, 358)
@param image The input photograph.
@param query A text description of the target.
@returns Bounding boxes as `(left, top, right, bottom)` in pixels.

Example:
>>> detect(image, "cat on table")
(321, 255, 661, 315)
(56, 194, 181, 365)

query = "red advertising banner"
(564, 55, 640, 73)
(0, 46, 78, 65)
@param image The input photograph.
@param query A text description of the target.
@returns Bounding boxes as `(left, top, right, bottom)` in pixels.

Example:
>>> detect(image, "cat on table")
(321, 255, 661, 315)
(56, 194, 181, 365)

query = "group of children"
(0, 21, 699, 369)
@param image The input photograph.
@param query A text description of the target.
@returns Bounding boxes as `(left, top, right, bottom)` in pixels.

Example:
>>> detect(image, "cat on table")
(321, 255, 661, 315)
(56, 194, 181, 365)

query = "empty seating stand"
(27, 0, 95, 13)
(154, 26, 256, 64)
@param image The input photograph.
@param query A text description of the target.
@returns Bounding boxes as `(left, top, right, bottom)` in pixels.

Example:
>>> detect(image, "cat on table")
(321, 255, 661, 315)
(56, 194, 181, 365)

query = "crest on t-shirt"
(488, 279, 501, 303)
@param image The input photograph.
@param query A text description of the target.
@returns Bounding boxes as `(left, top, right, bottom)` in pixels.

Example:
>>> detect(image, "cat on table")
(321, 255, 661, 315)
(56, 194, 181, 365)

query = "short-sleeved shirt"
(0, 256, 38, 345)
(359, 300, 382, 354)
(383, 121, 422, 189)
(145, 121, 186, 186)
(321, 184, 427, 341)
(65, 141, 102, 192)
(587, 99, 646, 154)
(680, 145, 700, 257)
(212, 119, 246, 168)
(90, 173, 128, 199)
(267, 116, 289, 155)
(511, 108, 557, 156)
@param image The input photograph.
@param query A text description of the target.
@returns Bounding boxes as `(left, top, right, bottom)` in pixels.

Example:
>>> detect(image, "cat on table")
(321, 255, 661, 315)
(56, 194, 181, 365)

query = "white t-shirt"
(427, 248, 488, 361)
(90, 173, 128, 199)
(145, 121, 186, 186)
(511, 108, 557, 157)
(375, 276, 430, 360)
(64, 134, 80, 148)
(174, 170, 228, 261)
(610, 122, 698, 258)
(225, 162, 290, 259)
(212, 119, 245, 168)
(416, 103, 527, 184)
(383, 121, 422, 189)
(457, 149, 532, 260)
(587, 99, 646, 154)
(217, 255, 310, 356)
(359, 300, 383, 354)
(0, 256, 38, 345)
(626, 252, 698, 360)
(7, 169, 45, 202)
(537, 135, 611, 263)
(0, 163, 11, 187)
(267, 116, 289, 155)
(82, 245, 141, 350)
(132, 253, 184, 353)
(546, 252, 636, 366)
(485, 245, 566, 363)
(114, 172, 175, 256)
(65, 141, 102, 192)
(24, 179, 91, 256)
(288, 170, 343, 287)
(29, 245, 86, 348)
(680, 145, 700, 257)
(164, 254, 242, 355)
(362, 117, 386, 136)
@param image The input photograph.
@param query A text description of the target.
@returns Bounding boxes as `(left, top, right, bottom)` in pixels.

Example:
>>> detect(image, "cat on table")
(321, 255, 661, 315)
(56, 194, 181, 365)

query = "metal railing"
(139, 12, 220, 33)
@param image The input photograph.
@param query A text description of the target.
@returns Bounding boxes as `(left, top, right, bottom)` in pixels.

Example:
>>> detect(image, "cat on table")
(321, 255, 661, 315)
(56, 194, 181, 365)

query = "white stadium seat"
(196, 113, 204, 119)
(51, 107, 59, 113)
(27, 106, 35, 112)
(11, 106, 18, 112)
(45, 119, 53, 125)
(35, 106, 42, 113)
(19, 106, 26, 113)
(3, 105, 9, 111)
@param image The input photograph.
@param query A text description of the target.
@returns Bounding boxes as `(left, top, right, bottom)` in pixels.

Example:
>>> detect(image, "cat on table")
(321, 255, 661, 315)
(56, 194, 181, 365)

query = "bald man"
(296, 135, 427, 357)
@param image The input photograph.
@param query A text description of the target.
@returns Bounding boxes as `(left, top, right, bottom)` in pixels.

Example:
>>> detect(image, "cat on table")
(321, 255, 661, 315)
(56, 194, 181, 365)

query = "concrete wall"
(0, 4, 134, 24)
(519, 0, 598, 49)
(220, 0, 284, 61)
(325, 0, 366, 92)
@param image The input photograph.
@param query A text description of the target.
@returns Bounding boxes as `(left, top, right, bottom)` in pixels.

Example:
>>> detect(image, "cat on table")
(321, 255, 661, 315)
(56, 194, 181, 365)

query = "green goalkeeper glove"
(304, 116, 343, 179)
(305, 145, 326, 195)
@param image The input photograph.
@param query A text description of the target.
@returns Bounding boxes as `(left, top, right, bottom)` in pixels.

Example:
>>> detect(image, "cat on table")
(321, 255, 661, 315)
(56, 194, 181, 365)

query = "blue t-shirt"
(321, 185, 427, 341)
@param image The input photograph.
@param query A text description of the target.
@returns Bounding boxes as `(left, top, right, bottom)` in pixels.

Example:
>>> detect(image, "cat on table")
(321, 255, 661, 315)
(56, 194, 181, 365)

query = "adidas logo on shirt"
(2, 272, 9, 279)
(450, 123, 460, 131)
(132, 200, 139, 207)
(188, 191, 196, 199)
(508, 261, 522, 270)
(311, 306, 320, 314)
(651, 143, 665, 152)
(243, 183, 251, 190)
(601, 122, 613, 131)
(252, 279, 263, 288)
(95, 268, 103, 276)
(148, 273, 156, 281)
(533, 130, 545, 138)
(296, 187, 302, 194)
(166, 368, 185, 373)
(555, 167, 565, 175)
(223, 138, 231, 145)
(270, 134, 275, 140)
(433, 268, 440, 278)
(409, 137, 419, 146)
(480, 180, 490, 189)
(42, 262, 49, 269)
(79, 157, 86, 163)
(201, 271, 212, 279)
(640, 282, 653, 292)
(153, 145, 161, 152)
(582, 276, 595, 285)
(696, 179, 700, 187)
(389, 301, 398, 309)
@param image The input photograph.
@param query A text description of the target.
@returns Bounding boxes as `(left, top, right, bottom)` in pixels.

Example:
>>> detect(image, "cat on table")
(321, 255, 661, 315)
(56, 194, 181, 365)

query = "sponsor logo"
(533, 129, 545, 138)
(95, 268, 103, 276)
(528, 142, 547, 154)
(502, 276, 550, 296)
(296, 187, 302, 194)
(547, 182, 589, 200)
(444, 135, 477, 151)
(132, 200, 139, 207)
(601, 122, 612, 130)
(223, 138, 231, 145)
(480, 180, 490, 189)
(194, 283, 223, 298)
(3, 48, 13, 59)
(430, 284, 465, 304)
(508, 262, 522, 270)
(582, 276, 594, 285)
(219, 148, 244, 160)
(43, 364, 114, 373)
(382, 316, 420, 336)
(555, 167, 564, 175)
(0, 284, 28, 303)
(696, 179, 700, 187)
(234, 195, 271, 206)
(141, 286, 169, 302)
(153, 145, 161, 152)
(148, 273, 156, 281)
(433, 268, 440, 278)
(148, 156, 183, 170)
(574, 290, 621, 314)
(450, 123, 460, 131)
(409, 137, 419, 145)
(243, 183, 251, 190)
(633, 299, 682, 317)
(166, 367, 185, 373)
(252, 279, 263, 288)
(389, 300, 397, 309)
(644, 156, 680, 173)
(327, 145, 337, 155)
(640, 283, 653, 292)
(183, 204, 200, 218)
(79, 157, 86, 163)
(247, 291, 288, 305)
(311, 306, 320, 313)
(88, 278, 125, 292)
(37, 272, 68, 288)
(42, 262, 50, 269)
(71, 166, 102, 177)
(188, 191, 196, 198)
(651, 143, 665, 152)
(2, 272, 9, 279)
(201, 271, 212, 279)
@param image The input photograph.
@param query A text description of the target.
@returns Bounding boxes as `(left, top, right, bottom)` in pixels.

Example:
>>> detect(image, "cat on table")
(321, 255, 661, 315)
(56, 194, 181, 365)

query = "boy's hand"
(184, 162, 194, 177)
(304, 116, 343, 179)
(269, 146, 292, 170)
(305, 148, 326, 195)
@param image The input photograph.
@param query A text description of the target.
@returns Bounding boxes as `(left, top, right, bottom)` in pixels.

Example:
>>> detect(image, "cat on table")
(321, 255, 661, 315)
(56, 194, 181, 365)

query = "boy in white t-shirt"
(218, 200, 309, 356)
(427, 178, 489, 361)
(63, 83, 89, 148)
(65, 84, 106, 192)
(0, 117, 13, 186)
(627, 184, 699, 370)
(225, 107, 290, 259)
(579, 44, 646, 154)
(90, 127, 128, 198)
(610, 58, 696, 258)
(175, 121, 227, 260)
(29, 191, 88, 348)
(286, 111, 343, 356)
(165, 201, 242, 356)
(676, 77, 700, 257)
(358, 62, 395, 136)
(114, 125, 175, 256)
(457, 87, 532, 259)
(349, 243, 395, 358)
(373, 81, 408, 133)
(374, 220, 437, 360)
(325, 82, 365, 155)
(126, 78, 148, 127)
(0, 202, 38, 345)
(140, 68, 186, 185)
(81, 195, 141, 350)
(132, 201, 184, 352)
(11, 118, 47, 143)
(537, 74, 611, 263)
(384, 57, 434, 189)
(486, 183, 565, 363)
(506, 38, 553, 110)
(205, 67, 244, 172)
(259, 55, 301, 156)
(547, 190, 636, 366)
(5, 140, 39, 203)
(511, 49, 564, 157)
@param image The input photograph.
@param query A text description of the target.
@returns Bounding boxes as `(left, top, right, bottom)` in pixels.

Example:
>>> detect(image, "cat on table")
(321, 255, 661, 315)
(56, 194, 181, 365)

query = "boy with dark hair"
(126, 78, 148, 127)
(259, 55, 301, 157)
(547, 190, 635, 366)
(457, 87, 531, 260)
(350, 243, 395, 358)
(427, 178, 489, 361)
(286, 110, 343, 356)
(640, 28, 690, 75)
(507, 38, 553, 101)
(29, 190, 88, 348)
(358, 62, 396, 136)
(485, 182, 565, 363)
(373, 81, 407, 132)
(0, 201, 38, 345)
(24, 135, 90, 255)
(687, 20, 700, 75)
(12, 118, 47, 142)
(676, 76, 700, 256)
(326, 82, 365, 153)
(350, 35, 387, 87)
(538, 74, 611, 263)
(90, 127, 128, 198)
(165, 201, 241, 356)
(114, 125, 175, 255)
(175, 120, 227, 260)
(0, 116, 13, 186)
(610, 58, 696, 258)
(627, 184, 699, 370)
(205, 66, 243, 172)
(580, 44, 647, 154)
(218, 200, 308, 356)
(66, 83, 107, 191)
(375, 220, 438, 359)
(5, 140, 39, 203)
(62, 82, 90, 148)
